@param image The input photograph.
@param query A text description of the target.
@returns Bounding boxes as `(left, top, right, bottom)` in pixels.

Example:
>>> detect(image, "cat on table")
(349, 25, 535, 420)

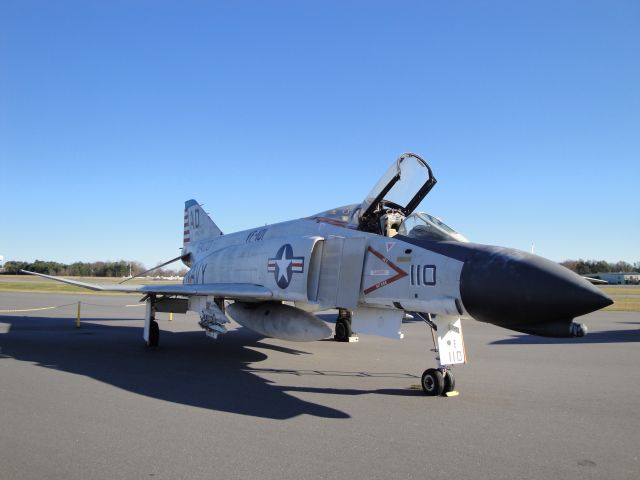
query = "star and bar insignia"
(267, 244, 305, 289)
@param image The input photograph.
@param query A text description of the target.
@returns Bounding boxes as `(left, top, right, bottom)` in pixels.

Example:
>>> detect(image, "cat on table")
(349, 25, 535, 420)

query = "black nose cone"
(394, 235, 613, 337)
(459, 245, 613, 329)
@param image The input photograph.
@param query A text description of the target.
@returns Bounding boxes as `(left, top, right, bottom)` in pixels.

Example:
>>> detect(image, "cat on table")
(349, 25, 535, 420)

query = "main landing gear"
(144, 295, 160, 347)
(334, 309, 358, 342)
(148, 320, 160, 347)
(142, 295, 189, 347)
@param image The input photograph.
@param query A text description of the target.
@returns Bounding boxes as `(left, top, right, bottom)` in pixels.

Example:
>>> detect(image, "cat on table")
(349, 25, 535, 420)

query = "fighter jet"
(24, 153, 613, 396)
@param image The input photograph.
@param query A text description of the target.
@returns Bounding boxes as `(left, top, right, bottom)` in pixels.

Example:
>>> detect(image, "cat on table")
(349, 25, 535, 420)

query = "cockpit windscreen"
(398, 212, 468, 243)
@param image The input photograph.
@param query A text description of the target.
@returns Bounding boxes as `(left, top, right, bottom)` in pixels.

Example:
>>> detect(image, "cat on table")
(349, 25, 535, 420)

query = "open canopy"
(359, 153, 437, 232)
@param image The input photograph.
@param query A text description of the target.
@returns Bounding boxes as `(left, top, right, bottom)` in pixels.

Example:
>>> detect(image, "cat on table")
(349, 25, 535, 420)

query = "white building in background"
(0, 255, 4, 268)
(588, 272, 640, 285)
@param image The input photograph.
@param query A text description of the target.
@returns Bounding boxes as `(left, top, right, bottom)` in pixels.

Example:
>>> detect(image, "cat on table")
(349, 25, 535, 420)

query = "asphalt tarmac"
(1, 291, 638, 480)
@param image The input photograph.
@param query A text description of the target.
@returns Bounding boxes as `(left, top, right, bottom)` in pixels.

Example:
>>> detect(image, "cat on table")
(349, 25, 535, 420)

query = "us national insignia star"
(267, 244, 305, 289)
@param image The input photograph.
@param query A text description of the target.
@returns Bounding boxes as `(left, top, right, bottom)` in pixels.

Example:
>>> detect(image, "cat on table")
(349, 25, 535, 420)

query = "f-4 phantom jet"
(25, 153, 613, 396)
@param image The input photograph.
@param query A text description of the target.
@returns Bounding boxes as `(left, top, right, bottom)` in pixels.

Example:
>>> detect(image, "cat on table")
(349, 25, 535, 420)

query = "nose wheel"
(421, 368, 455, 396)
(443, 369, 455, 392)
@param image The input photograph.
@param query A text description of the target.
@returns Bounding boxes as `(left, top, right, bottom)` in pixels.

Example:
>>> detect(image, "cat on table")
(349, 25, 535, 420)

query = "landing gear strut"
(334, 309, 357, 342)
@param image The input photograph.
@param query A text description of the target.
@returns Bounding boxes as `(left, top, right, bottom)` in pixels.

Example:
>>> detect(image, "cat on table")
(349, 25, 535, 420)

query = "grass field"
(1, 275, 638, 311)
(601, 286, 640, 312)
(0, 275, 180, 295)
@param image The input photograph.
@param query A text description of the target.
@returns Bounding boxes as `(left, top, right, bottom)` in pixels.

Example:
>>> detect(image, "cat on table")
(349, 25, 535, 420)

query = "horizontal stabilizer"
(583, 276, 608, 285)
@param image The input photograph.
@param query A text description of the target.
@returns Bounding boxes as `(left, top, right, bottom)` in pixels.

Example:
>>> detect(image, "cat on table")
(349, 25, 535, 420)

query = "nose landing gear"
(414, 312, 464, 397)
(421, 367, 456, 396)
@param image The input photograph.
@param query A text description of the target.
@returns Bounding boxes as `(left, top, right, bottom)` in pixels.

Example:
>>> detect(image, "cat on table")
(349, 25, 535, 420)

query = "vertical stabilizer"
(183, 200, 223, 249)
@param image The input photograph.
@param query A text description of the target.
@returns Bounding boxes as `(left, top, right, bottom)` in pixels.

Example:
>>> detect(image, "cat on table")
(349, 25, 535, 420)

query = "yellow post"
(169, 311, 173, 321)
(76, 301, 81, 328)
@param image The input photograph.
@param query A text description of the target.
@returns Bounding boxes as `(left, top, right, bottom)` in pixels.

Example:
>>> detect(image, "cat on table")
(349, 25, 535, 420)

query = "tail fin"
(183, 199, 223, 248)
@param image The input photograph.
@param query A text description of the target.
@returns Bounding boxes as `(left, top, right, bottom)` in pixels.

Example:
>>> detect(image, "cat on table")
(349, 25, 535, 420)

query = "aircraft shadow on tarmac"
(0, 316, 422, 420)
(490, 327, 640, 345)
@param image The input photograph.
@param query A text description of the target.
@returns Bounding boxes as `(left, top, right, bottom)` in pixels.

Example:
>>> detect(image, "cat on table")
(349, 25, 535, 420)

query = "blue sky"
(1, 0, 638, 268)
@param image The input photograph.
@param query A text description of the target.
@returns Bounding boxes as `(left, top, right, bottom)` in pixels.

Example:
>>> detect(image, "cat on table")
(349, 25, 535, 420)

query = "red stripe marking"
(363, 246, 408, 295)
(311, 216, 347, 226)
(308, 216, 358, 230)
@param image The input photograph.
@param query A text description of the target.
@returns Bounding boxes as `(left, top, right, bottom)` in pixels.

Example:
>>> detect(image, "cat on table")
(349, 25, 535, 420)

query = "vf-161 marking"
(23, 153, 612, 396)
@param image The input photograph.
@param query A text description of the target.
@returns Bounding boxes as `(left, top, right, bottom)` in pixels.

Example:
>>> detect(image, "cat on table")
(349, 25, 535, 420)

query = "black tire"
(421, 368, 444, 396)
(148, 320, 159, 347)
(334, 318, 352, 342)
(443, 370, 456, 394)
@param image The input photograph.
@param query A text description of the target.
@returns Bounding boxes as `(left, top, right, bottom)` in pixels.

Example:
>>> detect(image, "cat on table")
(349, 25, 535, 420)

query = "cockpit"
(358, 153, 437, 235)
(311, 152, 468, 242)
(354, 153, 468, 242)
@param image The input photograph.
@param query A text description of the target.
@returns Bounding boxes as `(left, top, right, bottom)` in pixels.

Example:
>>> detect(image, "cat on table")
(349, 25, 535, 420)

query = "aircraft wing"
(20, 270, 273, 300)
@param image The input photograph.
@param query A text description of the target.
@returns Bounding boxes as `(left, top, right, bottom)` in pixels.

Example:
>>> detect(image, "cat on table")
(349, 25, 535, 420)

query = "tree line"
(2, 258, 638, 277)
(2, 260, 187, 277)
(560, 259, 640, 275)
